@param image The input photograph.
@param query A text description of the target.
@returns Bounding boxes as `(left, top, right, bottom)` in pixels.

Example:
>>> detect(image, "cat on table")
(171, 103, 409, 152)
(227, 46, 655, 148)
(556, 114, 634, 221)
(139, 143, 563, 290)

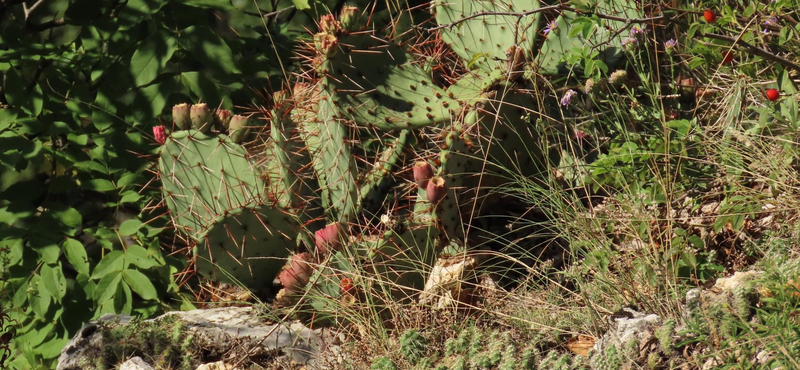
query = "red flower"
(703, 10, 716, 23)
(766, 89, 780, 101)
(153, 125, 167, 145)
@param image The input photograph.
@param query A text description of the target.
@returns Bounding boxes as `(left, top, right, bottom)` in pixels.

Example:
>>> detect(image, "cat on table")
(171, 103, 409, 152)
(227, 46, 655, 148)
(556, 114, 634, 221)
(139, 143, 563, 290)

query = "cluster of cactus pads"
(155, 0, 640, 309)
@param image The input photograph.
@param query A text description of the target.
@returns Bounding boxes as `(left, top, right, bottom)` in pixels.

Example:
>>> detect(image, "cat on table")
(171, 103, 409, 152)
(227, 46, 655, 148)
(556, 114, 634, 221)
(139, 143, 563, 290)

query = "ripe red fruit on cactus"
(703, 10, 716, 23)
(413, 161, 434, 189)
(340, 277, 354, 294)
(721, 51, 734, 64)
(766, 89, 780, 101)
(426, 176, 447, 204)
(315, 222, 346, 254)
(153, 125, 166, 145)
(279, 253, 312, 291)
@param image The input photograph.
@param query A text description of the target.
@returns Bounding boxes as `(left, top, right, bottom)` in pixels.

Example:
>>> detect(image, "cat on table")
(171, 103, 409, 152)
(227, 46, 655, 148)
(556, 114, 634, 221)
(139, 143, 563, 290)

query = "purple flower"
(630, 25, 645, 37)
(622, 36, 638, 50)
(543, 20, 557, 36)
(561, 89, 577, 106)
(664, 39, 677, 54)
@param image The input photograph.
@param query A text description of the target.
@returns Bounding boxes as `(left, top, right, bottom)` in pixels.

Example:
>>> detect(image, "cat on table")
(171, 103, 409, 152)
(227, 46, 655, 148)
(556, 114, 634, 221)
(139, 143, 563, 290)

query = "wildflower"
(543, 20, 557, 36)
(703, 9, 716, 23)
(561, 89, 577, 106)
(609, 70, 627, 86)
(664, 39, 678, 54)
(622, 36, 638, 51)
(584, 79, 596, 94)
(574, 130, 590, 141)
(763, 17, 778, 27)
(630, 25, 645, 37)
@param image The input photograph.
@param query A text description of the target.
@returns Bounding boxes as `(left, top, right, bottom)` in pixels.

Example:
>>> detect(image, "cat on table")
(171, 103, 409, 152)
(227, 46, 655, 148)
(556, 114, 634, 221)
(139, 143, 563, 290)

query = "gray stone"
(57, 306, 334, 370)
(118, 357, 155, 370)
(589, 307, 661, 369)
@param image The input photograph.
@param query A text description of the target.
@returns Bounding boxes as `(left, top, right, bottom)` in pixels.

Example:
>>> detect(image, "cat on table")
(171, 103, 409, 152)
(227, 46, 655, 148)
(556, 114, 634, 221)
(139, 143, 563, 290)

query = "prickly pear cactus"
(433, 0, 541, 72)
(158, 129, 264, 241)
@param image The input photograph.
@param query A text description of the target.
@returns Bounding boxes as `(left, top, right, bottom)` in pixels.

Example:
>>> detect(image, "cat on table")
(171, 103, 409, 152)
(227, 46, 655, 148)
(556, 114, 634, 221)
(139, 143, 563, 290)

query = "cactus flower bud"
(215, 109, 232, 130)
(413, 161, 434, 189)
(153, 125, 167, 145)
(228, 114, 251, 143)
(172, 103, 191, 130)
(190, 103, 213, 132)
(319, 14, 342, 34)
(426, 176, 447, 204)
(315, 222, 346, 255)
(314, 32, 338, 58)
(339, 6, 364, 31)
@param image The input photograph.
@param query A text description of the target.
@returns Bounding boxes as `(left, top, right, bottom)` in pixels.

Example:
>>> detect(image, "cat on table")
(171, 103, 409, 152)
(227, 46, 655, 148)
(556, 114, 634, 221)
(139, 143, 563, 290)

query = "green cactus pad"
(159, 130, 264, 241)
(433, 0, 540, 71)
(320, 33, 456, 130)
(195, 204, 298, 288)
(298, 96, 359, 221)
(358, 130, 409, 213)
(537, 0, 642, 74)
(264, 105, 317, 211)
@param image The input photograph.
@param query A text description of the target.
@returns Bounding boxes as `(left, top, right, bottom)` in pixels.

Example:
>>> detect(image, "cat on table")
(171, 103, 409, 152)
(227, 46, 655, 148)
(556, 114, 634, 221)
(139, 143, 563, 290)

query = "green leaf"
(176, 0, 235, 9)
(85, 178, 116, 191)
(94, 271, 122, 302)
(290, 0, 310, 10)
(92, 250, 124, 280)
(119, 219, 143, 236)
(130, 32, 178, 87)
(51, 204, 82, 229)
(40, 263, 67, 301)
(179, 26, 241, 75)
(4, 66, 43, 116)
(122, 269, 157, 300)
(125, 245, 159, 269)
(34, 276, 52, 318)
(120, 191, 143, 203)
(63, 238, 90, 275)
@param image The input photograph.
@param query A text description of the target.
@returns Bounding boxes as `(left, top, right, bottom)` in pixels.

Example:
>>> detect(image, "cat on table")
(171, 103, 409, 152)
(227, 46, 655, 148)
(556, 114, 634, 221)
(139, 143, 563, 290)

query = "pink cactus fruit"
(278, 253, 313, 292)
(413, 161, 434, 189)
(315, 222, 346, 254)
(426, 176, 447, 204)
(153, 125, 167, 145)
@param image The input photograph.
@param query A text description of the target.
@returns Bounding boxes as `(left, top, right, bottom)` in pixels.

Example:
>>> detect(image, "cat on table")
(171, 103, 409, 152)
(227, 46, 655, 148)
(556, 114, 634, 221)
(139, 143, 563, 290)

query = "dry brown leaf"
(566, 334, 596, 356)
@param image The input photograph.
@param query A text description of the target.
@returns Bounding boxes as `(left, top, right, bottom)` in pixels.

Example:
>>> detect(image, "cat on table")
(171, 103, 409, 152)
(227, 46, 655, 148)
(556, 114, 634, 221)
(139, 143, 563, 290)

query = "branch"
(27, 17, 65, 32)
(701, 32, 800, 73)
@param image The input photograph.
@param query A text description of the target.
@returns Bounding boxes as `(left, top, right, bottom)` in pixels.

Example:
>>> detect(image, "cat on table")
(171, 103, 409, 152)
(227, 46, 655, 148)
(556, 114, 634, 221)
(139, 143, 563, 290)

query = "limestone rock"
(119, 357, 155, 370)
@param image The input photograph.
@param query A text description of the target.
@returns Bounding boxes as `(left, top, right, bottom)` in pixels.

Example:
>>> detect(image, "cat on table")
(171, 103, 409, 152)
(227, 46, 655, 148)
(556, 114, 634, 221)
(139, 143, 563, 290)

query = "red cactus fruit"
(766, 89, 780, 101)
(340, 277, 354, 294)
(721, 51, 734, 64)
(413, 161, 434, 189)
(315, 222, 346, 254)
(703, 10, 716, 23)
(279, 253, 312, 291)
(153, 125, 167, 145)
(426, 176, 447, 204)
(172, 103, 190, 129)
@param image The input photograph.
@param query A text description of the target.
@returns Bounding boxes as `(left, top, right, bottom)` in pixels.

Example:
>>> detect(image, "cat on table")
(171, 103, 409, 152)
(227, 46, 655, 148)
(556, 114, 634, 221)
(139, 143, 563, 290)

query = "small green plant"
(371, 356, 398, 370)
(399, 329, 428, 365)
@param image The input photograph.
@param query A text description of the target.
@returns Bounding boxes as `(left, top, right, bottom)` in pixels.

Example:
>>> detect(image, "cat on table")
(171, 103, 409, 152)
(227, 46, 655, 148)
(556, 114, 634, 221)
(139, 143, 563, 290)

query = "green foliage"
(371, 356, 398, 370)
(399, 329, 428, 364)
